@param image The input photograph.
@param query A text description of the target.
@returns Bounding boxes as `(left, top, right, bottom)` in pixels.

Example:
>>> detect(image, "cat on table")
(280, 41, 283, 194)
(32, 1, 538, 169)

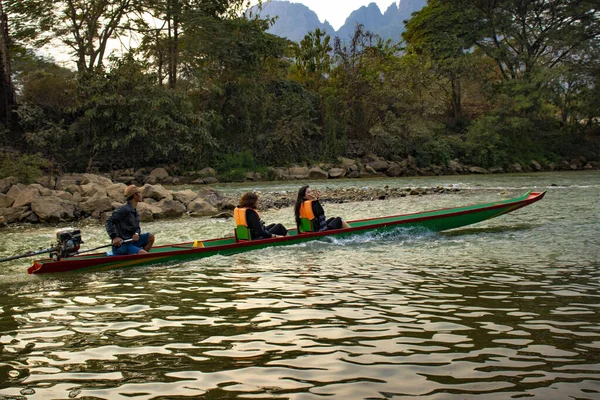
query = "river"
(0, 171, 599, 399)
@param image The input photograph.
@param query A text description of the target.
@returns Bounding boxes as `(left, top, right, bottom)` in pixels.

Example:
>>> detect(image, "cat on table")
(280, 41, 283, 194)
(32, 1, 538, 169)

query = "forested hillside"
(0, 0, 598, 181)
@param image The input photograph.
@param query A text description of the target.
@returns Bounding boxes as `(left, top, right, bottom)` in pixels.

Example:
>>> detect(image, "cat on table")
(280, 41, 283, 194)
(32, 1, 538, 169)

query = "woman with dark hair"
(294, 185, 351, 233)
(234, 192, 288, 240)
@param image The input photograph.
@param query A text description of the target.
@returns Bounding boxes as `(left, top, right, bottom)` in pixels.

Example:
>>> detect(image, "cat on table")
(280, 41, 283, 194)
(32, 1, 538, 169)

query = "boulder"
(142, 184, 173, 201)
(156, 199, 186, 218)
(80, 193, 113, 215)
(201, 177, 219, 185)
(468, 167, 489, 174)
(386, 164, 406, 177)
(583, 163, 593, 170)
(507, 163, 523, 173)
(196, 187, 224, 207)
(530, 160, 542, 171)
(0, 207, 30, 223)
(106, 183, 127, 202)
(367, 160, 390, 172)
(81, 173, 112, 187)
(448, 159, 463, 173)
(35, 176, 56, 189)
(338, 157, 357, 170)
(347, 170, 360, 178)
(172, 190, 199, 206)
(309, 167, 328, 179)
(0, 177, 18, 194)
(54, 191, 74, 201)
(289, 166, 310, 180)
(149, 167, 169, 180)
(0, 194, 14, 208)
(197, 167, 216, 178)
(365, 165, 377, 175)
(115, 176, 136, 185)
(12, 185, 42, 208)
(328, 168, 346, 179)
(187, 198, 219, 216)
(145, 175, 159, 185)
(31, 198, 77, 222)
(80, 183, 107, 198)
(56, 174, 85, 190)
(363, 153, 381, 163)
(137, 202, 162, 222)
(570, 159, 582, 170)
(489, 167, 505, 173)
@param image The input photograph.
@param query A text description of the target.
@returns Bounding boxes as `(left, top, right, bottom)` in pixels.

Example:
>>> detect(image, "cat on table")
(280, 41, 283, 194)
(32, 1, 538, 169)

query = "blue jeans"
(112, 233, 151, 256)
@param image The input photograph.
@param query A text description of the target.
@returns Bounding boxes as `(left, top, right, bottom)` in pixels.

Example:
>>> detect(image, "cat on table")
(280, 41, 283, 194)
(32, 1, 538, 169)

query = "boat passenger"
(295, 185, 351, 233)
(234, 192, 288, 240)
(106, 185, 155, 255)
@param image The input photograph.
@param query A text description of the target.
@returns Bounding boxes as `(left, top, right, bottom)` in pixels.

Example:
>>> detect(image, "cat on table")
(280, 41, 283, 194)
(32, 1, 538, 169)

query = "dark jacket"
(310, 200, 328, 231)
(106, 202, 141, 240)
(246, 209, 273, 240)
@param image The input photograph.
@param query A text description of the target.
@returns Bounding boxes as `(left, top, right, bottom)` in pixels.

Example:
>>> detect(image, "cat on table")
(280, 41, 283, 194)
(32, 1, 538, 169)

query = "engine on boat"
(52, 229, 84, 260)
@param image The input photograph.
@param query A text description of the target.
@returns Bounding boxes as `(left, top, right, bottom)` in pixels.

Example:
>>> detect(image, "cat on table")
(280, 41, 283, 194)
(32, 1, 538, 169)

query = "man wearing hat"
(106, 185, 155, 255)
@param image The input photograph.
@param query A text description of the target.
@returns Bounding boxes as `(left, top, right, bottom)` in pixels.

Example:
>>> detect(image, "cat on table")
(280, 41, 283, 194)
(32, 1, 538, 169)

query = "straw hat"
(124, 185, 141, 197)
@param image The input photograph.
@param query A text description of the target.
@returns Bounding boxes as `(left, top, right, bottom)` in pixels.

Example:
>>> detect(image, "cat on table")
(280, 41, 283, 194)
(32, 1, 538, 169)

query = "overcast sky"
(265, 0, 398, 30)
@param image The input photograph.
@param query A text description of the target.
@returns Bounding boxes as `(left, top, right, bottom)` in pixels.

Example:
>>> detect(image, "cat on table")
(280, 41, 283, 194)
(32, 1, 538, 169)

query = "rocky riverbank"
(0, 173, 463, 227)
(106, 155, 599, 186)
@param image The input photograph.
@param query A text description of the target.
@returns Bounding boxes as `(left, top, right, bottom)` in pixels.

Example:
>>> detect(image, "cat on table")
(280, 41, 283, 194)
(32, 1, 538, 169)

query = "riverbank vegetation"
(0, 0, 598, 180)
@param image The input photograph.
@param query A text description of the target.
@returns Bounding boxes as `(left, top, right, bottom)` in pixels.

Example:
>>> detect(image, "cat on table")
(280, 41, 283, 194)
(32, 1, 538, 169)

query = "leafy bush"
(0, 152, 50, 183)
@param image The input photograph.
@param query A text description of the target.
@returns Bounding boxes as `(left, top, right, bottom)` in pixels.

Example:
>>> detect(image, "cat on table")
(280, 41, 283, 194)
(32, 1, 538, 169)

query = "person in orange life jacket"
(294, 185, 351, 232)
(234, 192, 288, 239)
(106, 185, 155, 255)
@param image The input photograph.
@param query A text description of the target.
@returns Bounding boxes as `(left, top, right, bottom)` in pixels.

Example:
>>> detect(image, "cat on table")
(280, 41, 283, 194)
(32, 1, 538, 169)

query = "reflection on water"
(0, 171, 599, 399)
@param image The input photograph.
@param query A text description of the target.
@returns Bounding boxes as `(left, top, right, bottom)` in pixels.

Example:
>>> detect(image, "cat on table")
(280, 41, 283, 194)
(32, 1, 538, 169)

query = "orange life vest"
(299, 200, 315, 221)
(234, 207, 260, 227)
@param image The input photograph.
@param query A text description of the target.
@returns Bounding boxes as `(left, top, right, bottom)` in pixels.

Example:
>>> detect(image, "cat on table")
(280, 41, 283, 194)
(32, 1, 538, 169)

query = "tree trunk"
(0, 8, 15, 127)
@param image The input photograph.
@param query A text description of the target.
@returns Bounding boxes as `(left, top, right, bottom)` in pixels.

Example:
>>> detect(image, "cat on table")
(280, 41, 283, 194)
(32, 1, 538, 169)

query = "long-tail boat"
(27, 191, 546, 274)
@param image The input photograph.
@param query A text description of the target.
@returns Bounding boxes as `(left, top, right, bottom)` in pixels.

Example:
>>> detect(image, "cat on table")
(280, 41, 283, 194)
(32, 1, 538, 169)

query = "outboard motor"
(52, 229, 84, 260)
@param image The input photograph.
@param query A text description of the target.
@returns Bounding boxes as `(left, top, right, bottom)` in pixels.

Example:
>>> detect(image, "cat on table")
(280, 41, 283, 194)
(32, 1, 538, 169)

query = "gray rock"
(149, 167, 169, 180)
(448, 159, 463, 173)
(81, 173, 112, 186)
(347, 170, 360, 178)
(187, 198, 219, 216)
(289, 166, 310, 180)
(309, 167, 328, 179)
(142, 184, 173, 201)
(80, 194, 113, 215)
(0, 193, 14, 208)
(202, 177, 219, 184)
(0, 177, 18, 194)
(0, 207, 30, 223)
(80, 183, 107, 198)
(156, 199, 186, 218)
(31, 197, 77, 222)
(12, 185, 42, 208)
(530, 160, 542, 171)
(115, 176, 136, 184)
(136, 202, 162, 222)
(468, 167, 489, 174)
(197, 167, 216, 178)
(106, 183, 127, 202)
(489, 167, 505, 173)
(386, 164, 406, 177)
(367, 160, 390, 171)
(328, 168, 346, 179)
(172, 190, 199, 206)
(507, 163, 523, 173)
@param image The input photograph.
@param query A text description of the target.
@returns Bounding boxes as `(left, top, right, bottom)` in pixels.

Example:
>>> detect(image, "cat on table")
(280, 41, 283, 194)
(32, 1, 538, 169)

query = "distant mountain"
(254, 1, 336, 43)
(252, 0, 427, 43)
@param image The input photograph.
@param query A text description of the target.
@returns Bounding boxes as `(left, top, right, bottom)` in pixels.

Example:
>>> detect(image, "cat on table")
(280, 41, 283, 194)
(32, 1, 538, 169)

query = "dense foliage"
(0, 0, 598, 174)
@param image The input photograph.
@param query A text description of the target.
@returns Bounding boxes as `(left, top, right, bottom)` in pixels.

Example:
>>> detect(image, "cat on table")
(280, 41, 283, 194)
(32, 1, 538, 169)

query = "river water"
(0, 171, 599, 399)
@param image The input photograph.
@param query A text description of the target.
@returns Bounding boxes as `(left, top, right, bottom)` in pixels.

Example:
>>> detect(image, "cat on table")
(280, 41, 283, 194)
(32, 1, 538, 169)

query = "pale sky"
(266, 0, 399, 31)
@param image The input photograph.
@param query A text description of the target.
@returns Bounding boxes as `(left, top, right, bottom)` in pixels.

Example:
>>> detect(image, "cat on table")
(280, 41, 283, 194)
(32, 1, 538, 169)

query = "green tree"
(3, 0, 140, 74)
